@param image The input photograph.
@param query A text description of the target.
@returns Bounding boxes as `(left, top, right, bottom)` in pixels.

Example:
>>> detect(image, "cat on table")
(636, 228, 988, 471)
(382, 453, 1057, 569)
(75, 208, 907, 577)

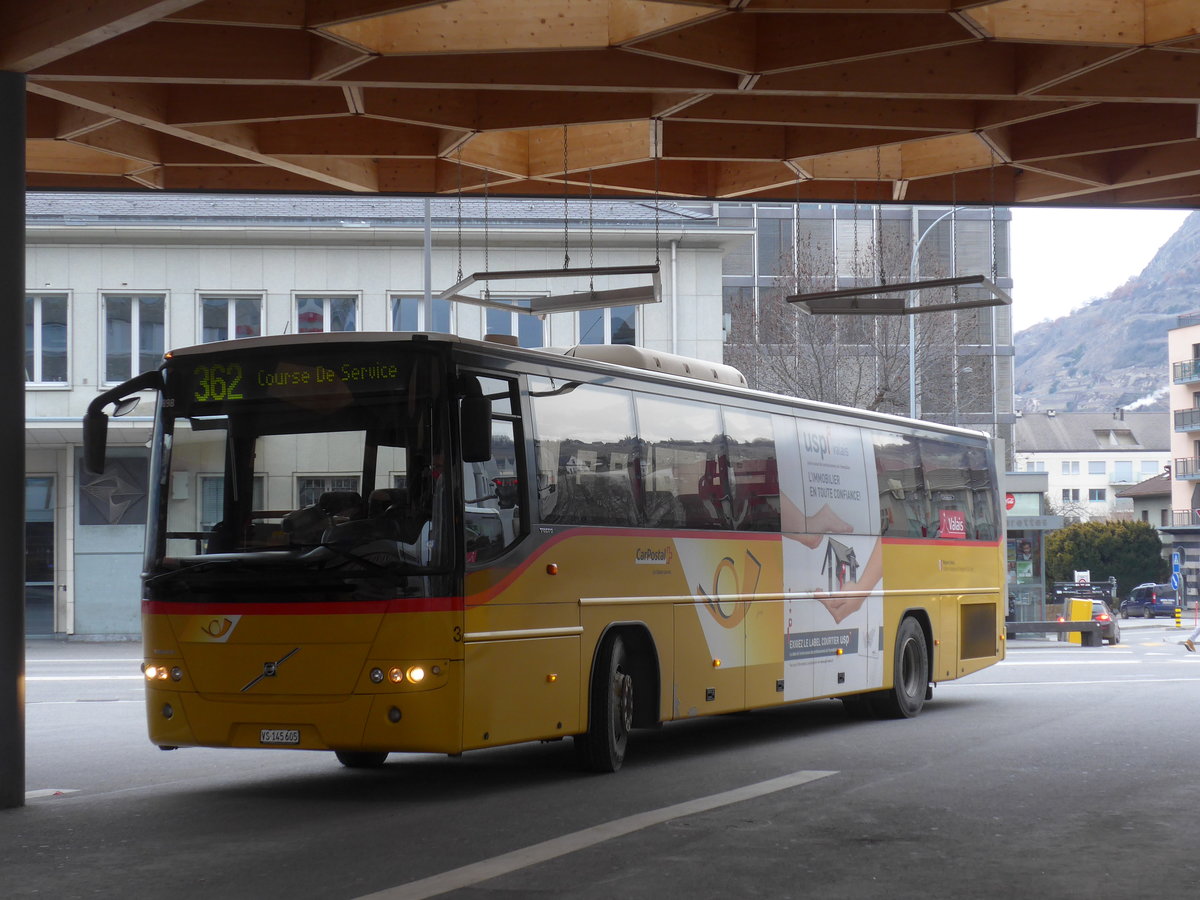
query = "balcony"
(1174, 358, 1200, 384)
(1176, 458, 1200, 480)
(1175, 408, 1200, 431)
(1171, 509, 1200, 528)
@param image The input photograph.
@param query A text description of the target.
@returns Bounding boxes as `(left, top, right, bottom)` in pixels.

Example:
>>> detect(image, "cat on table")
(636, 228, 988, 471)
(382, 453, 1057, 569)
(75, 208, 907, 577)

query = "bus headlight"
(406, 666, 426, 684)
(142, 663, 172, 681)
(388, 667, 404, 683)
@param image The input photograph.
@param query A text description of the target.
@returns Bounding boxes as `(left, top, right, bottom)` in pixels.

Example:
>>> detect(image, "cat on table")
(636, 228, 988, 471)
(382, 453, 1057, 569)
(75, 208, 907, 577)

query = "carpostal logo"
(635, 546, 674, 566)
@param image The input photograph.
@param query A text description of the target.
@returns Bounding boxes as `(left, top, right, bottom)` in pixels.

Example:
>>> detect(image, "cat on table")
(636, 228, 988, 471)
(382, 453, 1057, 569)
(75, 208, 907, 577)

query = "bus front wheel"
(335, 750, 389, 769)
(575, 634, 633, 773)
(870, 617, 929, 719)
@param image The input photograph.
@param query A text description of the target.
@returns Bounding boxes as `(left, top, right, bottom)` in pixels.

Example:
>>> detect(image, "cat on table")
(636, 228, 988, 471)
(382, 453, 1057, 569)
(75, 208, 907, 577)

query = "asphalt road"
(6, 618, 1200, 899)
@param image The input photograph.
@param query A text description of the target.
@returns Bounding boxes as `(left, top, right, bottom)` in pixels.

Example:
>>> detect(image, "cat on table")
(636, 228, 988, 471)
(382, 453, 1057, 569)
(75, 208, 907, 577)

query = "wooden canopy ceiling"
(11, 0, 1200, 208)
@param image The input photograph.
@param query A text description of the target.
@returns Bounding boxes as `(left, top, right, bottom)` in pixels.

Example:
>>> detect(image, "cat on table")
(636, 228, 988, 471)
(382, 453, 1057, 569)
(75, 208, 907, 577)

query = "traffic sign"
(1171, 572, 1181, 590)
(1173, 551, 1181, 572)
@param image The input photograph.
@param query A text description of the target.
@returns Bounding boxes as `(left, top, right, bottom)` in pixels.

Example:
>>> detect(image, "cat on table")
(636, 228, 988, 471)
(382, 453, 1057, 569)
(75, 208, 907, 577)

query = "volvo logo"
(241, 648, 299, 692)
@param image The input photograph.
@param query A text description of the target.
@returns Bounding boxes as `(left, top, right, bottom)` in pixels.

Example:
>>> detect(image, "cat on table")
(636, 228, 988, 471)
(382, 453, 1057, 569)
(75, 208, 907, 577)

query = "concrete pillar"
(0, 70, 26, 810)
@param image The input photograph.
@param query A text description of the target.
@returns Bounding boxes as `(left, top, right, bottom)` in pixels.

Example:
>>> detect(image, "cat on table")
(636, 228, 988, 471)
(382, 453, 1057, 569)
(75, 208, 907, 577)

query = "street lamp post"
(908, 207, 958, 419)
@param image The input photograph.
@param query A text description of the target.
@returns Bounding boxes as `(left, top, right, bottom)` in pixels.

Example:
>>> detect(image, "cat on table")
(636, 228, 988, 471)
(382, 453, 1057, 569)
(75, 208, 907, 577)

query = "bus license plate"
(260, 728, 300, 745)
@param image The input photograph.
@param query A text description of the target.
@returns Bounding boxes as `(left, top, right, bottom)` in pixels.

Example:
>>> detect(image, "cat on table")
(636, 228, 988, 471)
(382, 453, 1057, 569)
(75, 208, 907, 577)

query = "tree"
(1045, 520, 1167, 597)
(724, 213, 988, 423)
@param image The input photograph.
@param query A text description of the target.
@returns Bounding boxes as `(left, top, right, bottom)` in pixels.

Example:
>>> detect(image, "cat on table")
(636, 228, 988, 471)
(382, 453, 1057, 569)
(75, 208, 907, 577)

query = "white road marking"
(999, 659, 1139, 666)
(355, 770, 837, 900)
(24, 789, 79, 799)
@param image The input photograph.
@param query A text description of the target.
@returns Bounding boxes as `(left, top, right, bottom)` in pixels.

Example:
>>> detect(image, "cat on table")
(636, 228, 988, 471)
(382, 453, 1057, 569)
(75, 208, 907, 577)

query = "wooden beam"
(164, 0, 306, 28)
(624, 14, 757, 75)
(898, 132, 996, 179)
(337, 49, 739, 93)
(0, 0, 198, 72)
(673, 94, 976, 131)
(26, 139, 143, 176)
(30, 81, 382, 191)
(713, 161, 809, 198)
(305, 1, 446, 30)
(252, 117, 441, 157)
(1037, 48, 1200, 103)
(757, 42, 1017, 98)
(323, 0, 613, 54)
(31, 21, 312, 81)
(528, 121, 654, 176)
(1015, 44, 1136, 96)
(964, 0, 1156, 45)
(608, 0, 728, 46)
(752, 12, 977, 75)
(1006, 102, 1198, 161)
(166, 85, 352, 126)
(1146, 0, 1200, 46)
(448, 131, 529, 179)
(68, 121, 162, 164)
(156, 165, 342, 192)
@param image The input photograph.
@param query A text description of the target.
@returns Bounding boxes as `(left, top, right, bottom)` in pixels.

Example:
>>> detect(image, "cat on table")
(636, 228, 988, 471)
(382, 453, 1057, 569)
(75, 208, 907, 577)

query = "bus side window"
(636, 394, 726, 530)
(531, 381, 640, 528)
(464, 414, 522, 565)
(873, 432, 927, 539)
(722, 408, 779, 532)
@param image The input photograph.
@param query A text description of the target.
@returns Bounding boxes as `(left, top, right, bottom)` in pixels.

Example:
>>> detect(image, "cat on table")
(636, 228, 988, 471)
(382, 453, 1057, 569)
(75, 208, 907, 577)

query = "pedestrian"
(1183, 619, 1200, 652)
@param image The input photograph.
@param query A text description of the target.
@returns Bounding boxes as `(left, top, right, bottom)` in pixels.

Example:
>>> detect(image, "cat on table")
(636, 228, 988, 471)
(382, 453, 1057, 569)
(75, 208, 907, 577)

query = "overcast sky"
(1009, 207, 1191, 333)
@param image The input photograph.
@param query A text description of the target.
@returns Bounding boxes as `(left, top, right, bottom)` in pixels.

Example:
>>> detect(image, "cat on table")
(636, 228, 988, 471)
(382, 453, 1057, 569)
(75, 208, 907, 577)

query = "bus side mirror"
(461, 395, 492, 463)
(83, 410, 109, 475)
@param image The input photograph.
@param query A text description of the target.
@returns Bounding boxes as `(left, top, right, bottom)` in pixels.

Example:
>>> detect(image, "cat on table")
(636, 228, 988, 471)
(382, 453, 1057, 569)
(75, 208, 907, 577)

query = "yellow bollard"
(1176, 607, 1183, 628)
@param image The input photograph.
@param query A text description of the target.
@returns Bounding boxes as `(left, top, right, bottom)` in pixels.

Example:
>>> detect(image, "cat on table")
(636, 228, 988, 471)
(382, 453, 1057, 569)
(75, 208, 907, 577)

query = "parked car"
(1090, 599, 1121, 644)
(1119, 583, 1178, 619)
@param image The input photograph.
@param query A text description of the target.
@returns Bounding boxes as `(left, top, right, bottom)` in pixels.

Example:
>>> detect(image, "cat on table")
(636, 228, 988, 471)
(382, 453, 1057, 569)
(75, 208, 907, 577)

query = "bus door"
(461, 374, 581, 747)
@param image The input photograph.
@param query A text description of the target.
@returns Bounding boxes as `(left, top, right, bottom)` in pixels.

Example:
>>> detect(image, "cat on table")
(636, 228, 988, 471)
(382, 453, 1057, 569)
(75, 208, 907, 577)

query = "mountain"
(1014, 211, 1200, 413)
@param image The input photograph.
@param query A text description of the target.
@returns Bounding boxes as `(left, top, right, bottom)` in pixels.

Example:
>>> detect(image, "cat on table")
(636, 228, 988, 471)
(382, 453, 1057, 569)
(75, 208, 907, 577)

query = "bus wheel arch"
(870, 611, 931, 719)
(575, 623, 660, 772)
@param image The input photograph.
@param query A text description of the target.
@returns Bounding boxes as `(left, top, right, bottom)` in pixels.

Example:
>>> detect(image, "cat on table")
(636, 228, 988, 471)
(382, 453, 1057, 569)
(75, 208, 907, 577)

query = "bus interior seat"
(318, 491, 364, 520)
(367, 487, 427, 544)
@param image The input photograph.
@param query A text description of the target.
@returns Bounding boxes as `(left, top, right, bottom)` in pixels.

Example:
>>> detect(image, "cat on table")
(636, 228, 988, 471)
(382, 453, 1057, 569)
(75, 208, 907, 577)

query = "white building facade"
(1014, 411, 1169, 523)
(24, 194, 740, 638)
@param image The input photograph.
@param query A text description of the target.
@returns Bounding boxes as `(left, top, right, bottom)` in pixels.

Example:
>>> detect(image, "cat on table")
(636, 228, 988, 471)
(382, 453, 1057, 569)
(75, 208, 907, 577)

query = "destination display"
(180, 357, 407, 406)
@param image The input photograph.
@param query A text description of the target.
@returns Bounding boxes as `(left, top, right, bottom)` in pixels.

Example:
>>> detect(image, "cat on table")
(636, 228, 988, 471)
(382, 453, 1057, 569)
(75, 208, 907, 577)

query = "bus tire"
(335, 750, 389, 769)
(870, 616, 929, 719)
(575, 634, 633, 773)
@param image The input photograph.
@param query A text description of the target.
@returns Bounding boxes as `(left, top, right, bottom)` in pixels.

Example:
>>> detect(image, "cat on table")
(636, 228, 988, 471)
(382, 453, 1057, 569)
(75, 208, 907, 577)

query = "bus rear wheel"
(575, 634, 633, 773)
(870, 617, 929, 719)
(335, 750, 389, 768)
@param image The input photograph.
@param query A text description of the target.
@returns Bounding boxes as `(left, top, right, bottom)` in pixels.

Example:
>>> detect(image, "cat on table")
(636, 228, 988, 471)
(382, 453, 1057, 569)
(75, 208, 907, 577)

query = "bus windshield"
(152, 344, 450, 589)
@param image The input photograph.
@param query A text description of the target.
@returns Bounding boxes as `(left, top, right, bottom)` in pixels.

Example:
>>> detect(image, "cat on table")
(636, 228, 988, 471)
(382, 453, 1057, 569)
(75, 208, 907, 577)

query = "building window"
(579, 305, 637, 346)
(1088, 461, 1106, 475)
(201, 295, 262, 343)
(1162, 508, 1170, 527)
(1061, 461, 1079, 475)
(1089, 488, 1106, 502)
(1062, 488, 1080, 503)
(391, 295, 453, 333)
(297, 475, 360, 508)
(104, 294, 165, 383)
(296, 295, 357, 333)
(1024, 461, 1045, 473)
(25, 293, 68, 384)
(486, 299, 544, 348)
(1112, 461, 1133, 482)
(1141, 510, 1149, 523)
(1142, 460, 1160, 475)
(199, 475, 265, 531)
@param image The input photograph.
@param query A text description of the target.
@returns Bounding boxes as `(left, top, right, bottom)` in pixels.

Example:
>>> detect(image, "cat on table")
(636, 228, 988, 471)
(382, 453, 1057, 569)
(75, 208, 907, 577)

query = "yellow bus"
(84, 332, 1005, 772)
